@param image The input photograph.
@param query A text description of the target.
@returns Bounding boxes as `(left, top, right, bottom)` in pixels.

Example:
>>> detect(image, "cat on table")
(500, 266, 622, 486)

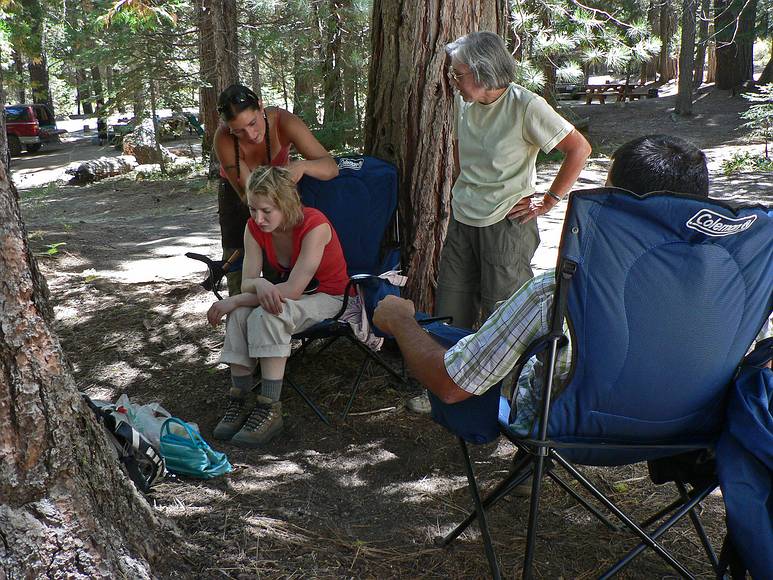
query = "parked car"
(5, 104, 67, 156)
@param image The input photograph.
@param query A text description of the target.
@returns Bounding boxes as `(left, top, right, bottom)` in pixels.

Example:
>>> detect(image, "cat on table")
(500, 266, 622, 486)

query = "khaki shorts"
(219, 293, 344, 367)
(435, 215, 539, 329)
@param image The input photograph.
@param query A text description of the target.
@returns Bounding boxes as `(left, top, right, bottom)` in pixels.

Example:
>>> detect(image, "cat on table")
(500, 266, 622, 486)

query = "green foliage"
(720, 151, 773, 174)
(510, 0, 661, 93)
(42, 242, 66, 256)
(739, 83, 773, 157)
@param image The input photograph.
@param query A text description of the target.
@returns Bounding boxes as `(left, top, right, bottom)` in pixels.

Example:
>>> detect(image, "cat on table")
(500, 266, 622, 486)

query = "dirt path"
(17, 87, 770, 579)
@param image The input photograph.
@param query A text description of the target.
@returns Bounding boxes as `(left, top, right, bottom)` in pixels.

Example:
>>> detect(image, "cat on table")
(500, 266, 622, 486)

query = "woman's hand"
(253, 278, 285, 315)
(207, 297, 238, 327)
(506, 194, 555, 224)
(287, 160, 306, 183)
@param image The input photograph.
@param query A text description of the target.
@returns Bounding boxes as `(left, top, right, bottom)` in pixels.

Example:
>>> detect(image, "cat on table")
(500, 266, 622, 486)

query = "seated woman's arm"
(276, 223, 331, 300)
(206, 227, 262, 326)
(240, 223, 331, 313)
(281, 110, 339, 183)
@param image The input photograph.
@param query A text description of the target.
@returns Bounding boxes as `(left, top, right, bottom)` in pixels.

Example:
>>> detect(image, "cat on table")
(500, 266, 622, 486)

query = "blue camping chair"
(290, 156, 455, 423)
(425, 187, 773, 579)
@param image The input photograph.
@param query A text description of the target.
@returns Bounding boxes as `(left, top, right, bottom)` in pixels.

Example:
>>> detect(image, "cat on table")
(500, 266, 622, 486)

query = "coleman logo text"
(686, 209, 757, 237)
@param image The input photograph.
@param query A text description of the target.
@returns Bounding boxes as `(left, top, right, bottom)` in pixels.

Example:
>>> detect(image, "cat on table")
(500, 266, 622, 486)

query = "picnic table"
(585, 83, 657, 104)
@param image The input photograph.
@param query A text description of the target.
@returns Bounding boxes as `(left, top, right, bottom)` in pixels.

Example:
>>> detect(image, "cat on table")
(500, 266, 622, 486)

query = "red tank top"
(247, 207, 350, 296)
(219, 109, 291, 179)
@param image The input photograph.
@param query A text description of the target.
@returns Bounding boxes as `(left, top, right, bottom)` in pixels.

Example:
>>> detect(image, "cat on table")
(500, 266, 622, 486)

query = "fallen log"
(66, 155, 138, 184)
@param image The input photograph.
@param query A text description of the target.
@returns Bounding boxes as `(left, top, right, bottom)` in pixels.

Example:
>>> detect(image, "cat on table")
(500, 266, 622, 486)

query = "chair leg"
(552, 452, 695, 579)
(599, 482, 715, 579)
(346, 335, 406, 384)
(441, 451, 533, 546)
(641, 496, 684, 528)
(457, 437, 502, 580)
(676, 482, 720, 570)
(522, 453, 549, 580)
(285, 376, 331, 425)
(546, 469, 619, 531)
(341, 355, 370, 420)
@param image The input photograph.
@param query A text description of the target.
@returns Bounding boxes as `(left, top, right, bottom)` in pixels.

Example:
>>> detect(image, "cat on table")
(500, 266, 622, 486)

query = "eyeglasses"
(448, 69, 472, 82)
(217, 87, 260, 115)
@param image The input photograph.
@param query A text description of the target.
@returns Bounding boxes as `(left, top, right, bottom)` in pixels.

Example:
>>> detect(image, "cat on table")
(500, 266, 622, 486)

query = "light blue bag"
(159, 417, 232, 479)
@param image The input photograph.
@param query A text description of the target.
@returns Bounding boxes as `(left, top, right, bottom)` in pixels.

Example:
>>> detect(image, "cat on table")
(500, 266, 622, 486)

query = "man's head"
(608, 135, 709, 197)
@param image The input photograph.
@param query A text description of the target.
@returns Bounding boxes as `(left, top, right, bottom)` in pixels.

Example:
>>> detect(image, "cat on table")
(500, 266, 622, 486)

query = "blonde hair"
(246, 166, 304, 228)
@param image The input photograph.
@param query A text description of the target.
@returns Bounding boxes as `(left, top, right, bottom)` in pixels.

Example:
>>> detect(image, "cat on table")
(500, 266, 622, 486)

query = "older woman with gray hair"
(435, 31, 591, 331)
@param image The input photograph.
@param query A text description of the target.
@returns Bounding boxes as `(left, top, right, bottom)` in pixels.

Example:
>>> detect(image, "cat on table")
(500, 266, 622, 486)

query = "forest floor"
(15, 84, 773, 579)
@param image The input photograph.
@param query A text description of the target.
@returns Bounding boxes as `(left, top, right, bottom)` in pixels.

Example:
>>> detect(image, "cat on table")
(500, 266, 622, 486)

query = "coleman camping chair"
(291, 156, 448, 423)
(423, 187, 773, 579)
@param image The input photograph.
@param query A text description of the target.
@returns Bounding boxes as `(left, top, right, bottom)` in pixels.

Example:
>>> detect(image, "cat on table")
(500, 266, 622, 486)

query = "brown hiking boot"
(213, 388, 257, 440)
(230, 396, 284, 448)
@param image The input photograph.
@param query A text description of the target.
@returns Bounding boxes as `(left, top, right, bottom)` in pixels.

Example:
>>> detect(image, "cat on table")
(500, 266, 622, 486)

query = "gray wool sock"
(260, 378, 283, 402)
(230, 374, 253, 399)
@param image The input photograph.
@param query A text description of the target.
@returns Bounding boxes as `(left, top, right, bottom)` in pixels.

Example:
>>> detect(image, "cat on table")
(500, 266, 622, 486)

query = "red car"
(5, 104, 67, 156)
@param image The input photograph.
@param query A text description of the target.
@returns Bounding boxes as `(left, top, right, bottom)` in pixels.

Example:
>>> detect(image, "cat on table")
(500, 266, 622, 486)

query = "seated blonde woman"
(206, 166, 350, 447)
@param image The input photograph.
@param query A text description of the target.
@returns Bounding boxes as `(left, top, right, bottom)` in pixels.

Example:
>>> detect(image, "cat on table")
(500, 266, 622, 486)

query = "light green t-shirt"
(452, 83, 574, 227)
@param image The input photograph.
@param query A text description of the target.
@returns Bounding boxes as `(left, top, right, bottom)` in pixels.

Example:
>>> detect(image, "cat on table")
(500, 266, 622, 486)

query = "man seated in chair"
(374, 134, 724, 434)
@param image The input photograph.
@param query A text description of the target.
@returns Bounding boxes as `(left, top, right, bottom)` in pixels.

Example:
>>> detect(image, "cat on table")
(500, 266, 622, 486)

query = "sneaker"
(406, 392, 432, 414)
(213, 388, 257, 440)
(231, 396, 284, 448)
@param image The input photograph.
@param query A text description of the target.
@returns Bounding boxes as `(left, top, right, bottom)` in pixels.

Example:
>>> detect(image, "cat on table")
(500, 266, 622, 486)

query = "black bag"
(83, 395, 166, 493)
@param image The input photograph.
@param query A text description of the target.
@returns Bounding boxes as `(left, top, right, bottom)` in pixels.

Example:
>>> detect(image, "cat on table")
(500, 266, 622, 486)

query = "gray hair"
(445, 31, 515, 90)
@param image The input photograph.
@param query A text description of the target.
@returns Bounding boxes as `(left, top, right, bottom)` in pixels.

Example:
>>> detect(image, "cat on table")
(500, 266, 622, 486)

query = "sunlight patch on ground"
(383, 474, 468, 504)
(90, 361, 143, 387)
(244, 515, 309, 544)
(303, 442, 398, 472)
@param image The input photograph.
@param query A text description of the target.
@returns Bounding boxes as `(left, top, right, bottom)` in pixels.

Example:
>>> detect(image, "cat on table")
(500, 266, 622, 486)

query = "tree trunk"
(198, 0, 219, 159)
(23, 0, 52, 109)
(77, 68, 94, 115)
(693, 0, 711, 86)
(1, 44, 8, 166)
(293, 43, 318, 126)
(759, 39, 773, 83)
(323, 0, 345, 138)
(676, 0, 697, 115)
(0, 159, 169, 578)
(92, 65, 104, 105)
(364, 0, 508, 312)
(715, 0, 757, 89)
(213, 0, 239, 92)
(249, 27, 263, 99)
(706, 20, 717, 82)
(641, 0, 660, 82)
(12, 47, 25, 103)
(659, 0, 678, 82)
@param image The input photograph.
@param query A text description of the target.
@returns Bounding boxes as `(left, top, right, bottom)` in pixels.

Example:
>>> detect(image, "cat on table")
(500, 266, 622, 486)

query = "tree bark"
(293, 43, 318, 126)
(91, 65, 104, 105)
(676, 0, 697, 115)
(1, 44, 7, 166)
(12, 48, 25, 103)
(323, 0, 345, 138)
(22, 0, 52, 109)
(759, 38, 773, 83)
(0, 157, 170, 578)
(364, 0, 507, 312)
(706, 20, 717, 82)
(693, 0, 711, 86)
(213, 0, 239, 92)
(715, 0, 757, 89)
(249, 27, 263, 100)
(658, 0, 678, 82)
(198, 0, 219, 159)
(77, 68, 94, 116)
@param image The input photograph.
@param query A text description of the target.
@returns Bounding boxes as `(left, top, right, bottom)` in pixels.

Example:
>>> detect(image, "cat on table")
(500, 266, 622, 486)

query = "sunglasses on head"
(217, 87, 260, 115)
